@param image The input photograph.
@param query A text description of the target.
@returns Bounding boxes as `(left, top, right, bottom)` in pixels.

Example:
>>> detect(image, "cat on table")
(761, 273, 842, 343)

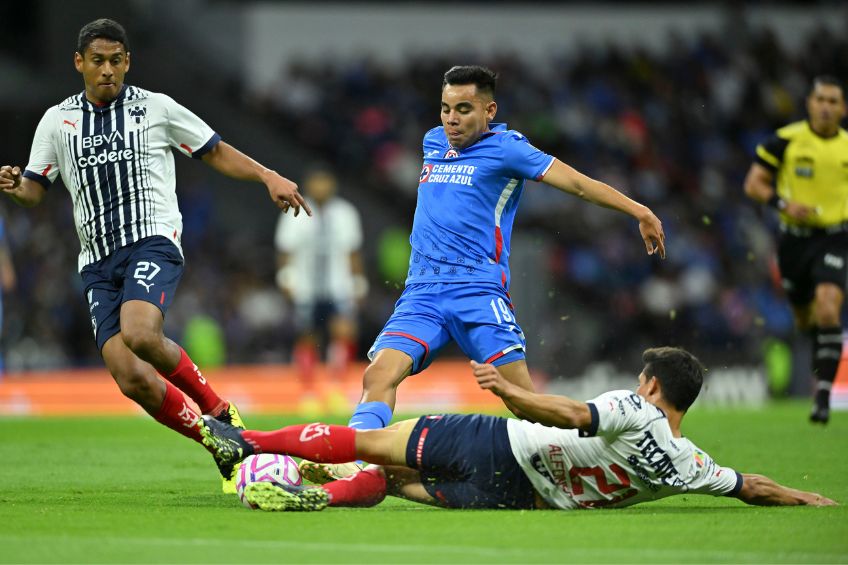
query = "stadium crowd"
(2, 21, 847, 378)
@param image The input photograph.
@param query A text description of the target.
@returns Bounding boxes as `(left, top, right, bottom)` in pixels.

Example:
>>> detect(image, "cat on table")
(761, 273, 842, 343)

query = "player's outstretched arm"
(0, 166, 46, 207)
(472, 360, 591, 428)
(200, 141, 312, 217)
(735, 473, 836, 507)
(540, 159, 665, 258)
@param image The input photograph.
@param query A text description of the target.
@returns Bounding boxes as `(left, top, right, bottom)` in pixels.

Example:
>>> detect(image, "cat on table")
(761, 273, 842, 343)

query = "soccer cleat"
(200, 414, 255, 473)
(244, 481, 329, 512)
(809, 403, 830, 425)
(298, 460, 364, 485)
(215, 402, 245, 494)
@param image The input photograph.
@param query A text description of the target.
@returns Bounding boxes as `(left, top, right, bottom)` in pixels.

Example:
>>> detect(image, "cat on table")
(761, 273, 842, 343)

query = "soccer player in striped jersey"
(300, 65, 666, 483)
(0, 19, 311, 492)
(200, 347, 835, 511)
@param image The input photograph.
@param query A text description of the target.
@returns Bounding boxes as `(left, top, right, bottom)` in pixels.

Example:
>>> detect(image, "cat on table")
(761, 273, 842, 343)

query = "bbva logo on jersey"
(128, 105, 147, 125)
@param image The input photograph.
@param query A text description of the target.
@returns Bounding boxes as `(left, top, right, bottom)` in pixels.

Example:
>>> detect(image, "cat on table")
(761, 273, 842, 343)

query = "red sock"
(153, 380, 204, 443)
(162, 347, 226, 415)
(242, 423, 357, 462)
(322, 467, 386, 507)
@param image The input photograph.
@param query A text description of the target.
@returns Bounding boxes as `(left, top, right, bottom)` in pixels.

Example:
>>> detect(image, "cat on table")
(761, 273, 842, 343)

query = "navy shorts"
(369, 282, 526, 374)
(80, 236, 184, 350)
(405, 414, 536, 509)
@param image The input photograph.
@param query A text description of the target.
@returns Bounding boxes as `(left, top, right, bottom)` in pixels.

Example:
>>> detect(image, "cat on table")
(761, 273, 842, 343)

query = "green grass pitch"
(1, 402, 846, 564)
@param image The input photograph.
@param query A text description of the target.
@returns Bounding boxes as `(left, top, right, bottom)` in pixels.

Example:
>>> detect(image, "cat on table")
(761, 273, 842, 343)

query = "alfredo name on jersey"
(23, 84, 220, 271)
(507, 390, 743, 509)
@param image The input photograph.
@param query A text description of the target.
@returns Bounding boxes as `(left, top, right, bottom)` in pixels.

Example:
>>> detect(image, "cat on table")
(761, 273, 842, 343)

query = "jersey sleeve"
(686, 448, 743, 497)
(500, 131, 555, 181)
(23, 107, 61, 188)
(161, 95, 221, 160)
(579, 390, 648, 439)
(754, 134, 789, 173)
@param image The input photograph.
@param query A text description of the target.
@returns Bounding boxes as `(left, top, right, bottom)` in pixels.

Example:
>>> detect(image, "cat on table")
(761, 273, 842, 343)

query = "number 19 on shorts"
(489, 297, 513, 324)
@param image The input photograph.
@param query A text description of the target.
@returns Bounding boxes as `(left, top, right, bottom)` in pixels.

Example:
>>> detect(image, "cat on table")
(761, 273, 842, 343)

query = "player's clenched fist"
(0, 166, 22, 191)
(471, 360, 510, 396)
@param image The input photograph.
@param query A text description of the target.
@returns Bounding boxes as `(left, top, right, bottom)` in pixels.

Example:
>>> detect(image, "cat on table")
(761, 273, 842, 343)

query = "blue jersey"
(408, 123, 554, 289)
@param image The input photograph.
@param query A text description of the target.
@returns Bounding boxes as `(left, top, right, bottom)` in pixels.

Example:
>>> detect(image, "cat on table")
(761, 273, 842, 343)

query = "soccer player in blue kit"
(301, 65, 666, 483)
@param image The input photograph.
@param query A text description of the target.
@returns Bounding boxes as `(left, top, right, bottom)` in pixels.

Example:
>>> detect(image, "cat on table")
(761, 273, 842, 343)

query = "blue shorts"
(405, 414, 536, 509)
(80, 236, 184, 350)
(368, 282, 526, 374)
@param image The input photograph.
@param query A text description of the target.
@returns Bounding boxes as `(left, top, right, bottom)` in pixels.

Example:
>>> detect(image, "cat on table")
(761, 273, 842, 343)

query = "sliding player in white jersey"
(0, 18, 311, 493)
(200, 347, 835, 510)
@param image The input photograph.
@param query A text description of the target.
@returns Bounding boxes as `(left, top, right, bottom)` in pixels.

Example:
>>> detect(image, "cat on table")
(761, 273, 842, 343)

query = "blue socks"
(348, 401, 393, 430)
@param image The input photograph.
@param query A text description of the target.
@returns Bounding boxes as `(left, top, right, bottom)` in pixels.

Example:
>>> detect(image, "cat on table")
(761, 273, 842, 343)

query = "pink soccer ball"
(236, 453, 302, 509)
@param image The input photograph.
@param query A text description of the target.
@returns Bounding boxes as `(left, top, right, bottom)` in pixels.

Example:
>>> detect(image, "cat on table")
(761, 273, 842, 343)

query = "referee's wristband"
(767, 194, 788, 211)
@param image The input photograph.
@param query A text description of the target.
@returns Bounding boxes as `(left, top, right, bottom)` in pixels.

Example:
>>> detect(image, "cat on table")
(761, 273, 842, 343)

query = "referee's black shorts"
(777, 229, 848, 305)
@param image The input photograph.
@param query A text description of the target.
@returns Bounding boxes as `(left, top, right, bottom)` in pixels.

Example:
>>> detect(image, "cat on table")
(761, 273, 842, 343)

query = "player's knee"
(113, 368, 161, 404)
(813, 301, 841, 327)
(121, 326, 162, 359)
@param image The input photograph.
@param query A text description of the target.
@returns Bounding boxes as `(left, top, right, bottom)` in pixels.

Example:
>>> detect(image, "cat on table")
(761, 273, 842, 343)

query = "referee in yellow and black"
(744, 75, 848, 424)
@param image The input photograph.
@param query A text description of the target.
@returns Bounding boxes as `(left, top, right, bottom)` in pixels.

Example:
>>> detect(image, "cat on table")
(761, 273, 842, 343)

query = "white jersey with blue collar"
(507, 390, 743, 509)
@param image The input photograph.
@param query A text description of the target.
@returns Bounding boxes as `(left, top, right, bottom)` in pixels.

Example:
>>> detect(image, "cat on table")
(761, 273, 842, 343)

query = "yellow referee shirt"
(755, 120, 848, 227)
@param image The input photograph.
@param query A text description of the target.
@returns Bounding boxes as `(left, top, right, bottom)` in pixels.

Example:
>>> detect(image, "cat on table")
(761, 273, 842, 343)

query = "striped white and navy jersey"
(508, 390, 743, 510)
(23, 85, 220, 270)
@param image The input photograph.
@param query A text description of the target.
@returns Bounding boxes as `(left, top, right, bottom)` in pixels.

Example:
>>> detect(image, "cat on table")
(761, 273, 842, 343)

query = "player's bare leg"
(301, 349, 413, 483)
(119, 299, 245, 490)
(102, 334, 167, 414)
(382, 465, 440, 506)
(357, 348, 414, 411)
(120, 300, 230, 417)
(102, 334, 204, 441)
(809, 283, 844, 424)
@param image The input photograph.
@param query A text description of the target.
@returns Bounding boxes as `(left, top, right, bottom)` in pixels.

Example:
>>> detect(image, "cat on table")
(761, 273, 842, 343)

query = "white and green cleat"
(244, 481, 330, 512)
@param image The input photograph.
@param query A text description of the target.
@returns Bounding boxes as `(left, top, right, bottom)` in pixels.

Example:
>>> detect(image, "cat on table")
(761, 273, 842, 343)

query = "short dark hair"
(77, 18, 129, 55)
(811, 75, 843, 95)
(642, 347, 704, 412)
(443, 65, 497, 97)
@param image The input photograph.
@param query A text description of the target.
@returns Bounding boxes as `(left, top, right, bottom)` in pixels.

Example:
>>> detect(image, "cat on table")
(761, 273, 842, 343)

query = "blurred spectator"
(0, 210, 16, 374)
